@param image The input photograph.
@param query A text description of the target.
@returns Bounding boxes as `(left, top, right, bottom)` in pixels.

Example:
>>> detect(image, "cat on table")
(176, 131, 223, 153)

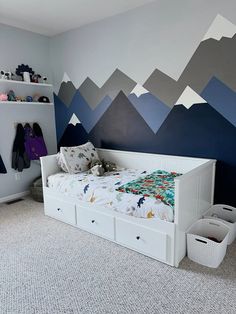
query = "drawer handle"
(91, 220, 95, 224)
(136, 236, 140, 240)
(57, 208, 61, 211)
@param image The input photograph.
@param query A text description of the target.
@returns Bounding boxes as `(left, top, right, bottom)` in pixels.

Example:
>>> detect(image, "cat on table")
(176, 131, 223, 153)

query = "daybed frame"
(41, 148, 216, 267)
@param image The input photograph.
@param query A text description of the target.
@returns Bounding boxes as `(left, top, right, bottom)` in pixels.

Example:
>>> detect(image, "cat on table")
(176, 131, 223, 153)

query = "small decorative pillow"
(60, 142, 99, 174)
(56, 152, 68, 172)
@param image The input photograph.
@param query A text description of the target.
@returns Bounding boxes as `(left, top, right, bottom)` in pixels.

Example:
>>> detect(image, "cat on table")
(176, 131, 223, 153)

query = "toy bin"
(203, 204, 236, 245)
(187, 219, 229, 268)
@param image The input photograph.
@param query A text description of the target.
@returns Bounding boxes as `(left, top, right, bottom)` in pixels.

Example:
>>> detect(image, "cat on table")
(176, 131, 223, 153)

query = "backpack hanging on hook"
(24, 123, 48, 160)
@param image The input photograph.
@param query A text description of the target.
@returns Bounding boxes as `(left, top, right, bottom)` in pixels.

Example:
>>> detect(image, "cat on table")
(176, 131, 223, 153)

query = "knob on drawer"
(136, 236, 140, 240)
(91, 220, 95, 223)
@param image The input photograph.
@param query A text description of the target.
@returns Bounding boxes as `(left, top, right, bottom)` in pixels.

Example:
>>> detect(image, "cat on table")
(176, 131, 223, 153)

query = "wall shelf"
(0, 79, 52, 87)
(0, 101, 53, 106)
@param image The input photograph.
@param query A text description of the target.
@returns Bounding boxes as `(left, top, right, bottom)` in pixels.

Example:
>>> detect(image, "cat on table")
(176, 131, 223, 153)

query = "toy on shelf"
(16, 96, 26, 102)
(15, 64, 35, 82)
(0, 93, 8, 101)
(31, 74, 42, 83)
(38, 96, 50, 103)
(26, 96, 33, 102)
(33, 93, 40, 102)
(8, 90, 16, 101)
(42, 77, 48, 84)
(1, 70, 14, 80)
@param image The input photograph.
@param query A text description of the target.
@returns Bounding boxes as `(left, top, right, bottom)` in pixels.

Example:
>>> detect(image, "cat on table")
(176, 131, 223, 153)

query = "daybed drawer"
(116, 219, 167, 262)
(77, 207, 115, 240)
(44, 195, 76, 225)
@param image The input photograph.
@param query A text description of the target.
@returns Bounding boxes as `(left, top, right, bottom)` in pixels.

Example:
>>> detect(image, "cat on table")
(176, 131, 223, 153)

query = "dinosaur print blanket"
(116, 170, 182, 208)
(47, 168, 179, 222)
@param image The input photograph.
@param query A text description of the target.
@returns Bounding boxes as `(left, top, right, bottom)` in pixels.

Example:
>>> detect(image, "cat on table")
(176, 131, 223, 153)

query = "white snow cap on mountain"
(62, 72, 71, 83)
(69, 114, 81, 126)
(131, 83, 149, 97)
(175, 86, 207, 109)
(202, 14, 236, 41)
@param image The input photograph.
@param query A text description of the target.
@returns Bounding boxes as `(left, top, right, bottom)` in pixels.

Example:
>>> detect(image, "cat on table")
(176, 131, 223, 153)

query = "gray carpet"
(0, 198, 235, 314)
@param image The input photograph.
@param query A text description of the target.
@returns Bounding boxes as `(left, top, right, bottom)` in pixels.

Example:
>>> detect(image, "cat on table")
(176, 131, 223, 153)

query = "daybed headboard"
(97, 148, 210, 174)
(40, 154, 59, 187)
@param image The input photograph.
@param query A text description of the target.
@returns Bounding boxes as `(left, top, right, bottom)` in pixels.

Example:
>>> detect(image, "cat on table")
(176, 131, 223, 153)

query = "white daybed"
(41, 148, 216, 267)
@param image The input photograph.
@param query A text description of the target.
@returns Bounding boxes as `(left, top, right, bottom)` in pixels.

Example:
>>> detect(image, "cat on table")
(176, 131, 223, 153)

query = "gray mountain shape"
(78, 69, 137, 109)
(144, 34, 236, 107)
(58, 81, 77, 107)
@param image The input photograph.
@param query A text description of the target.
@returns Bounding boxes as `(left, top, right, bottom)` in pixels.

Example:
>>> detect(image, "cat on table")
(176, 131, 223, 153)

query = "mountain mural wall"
(54, 15, 236, 207)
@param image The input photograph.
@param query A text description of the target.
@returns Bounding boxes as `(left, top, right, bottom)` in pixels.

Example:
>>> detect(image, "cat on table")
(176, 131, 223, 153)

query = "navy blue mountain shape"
(154, 103, 236, 206)
(0, 155, 7, 174)
(89, 90, 236, 206)
(58, 123, 88, 149)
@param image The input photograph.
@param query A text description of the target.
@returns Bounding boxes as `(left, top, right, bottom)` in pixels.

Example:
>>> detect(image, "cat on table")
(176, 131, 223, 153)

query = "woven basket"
(30, 177, 44, 202)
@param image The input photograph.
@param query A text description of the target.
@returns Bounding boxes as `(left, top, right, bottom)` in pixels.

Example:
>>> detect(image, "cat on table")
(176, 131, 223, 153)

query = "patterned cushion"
(59, 142, 99, 174)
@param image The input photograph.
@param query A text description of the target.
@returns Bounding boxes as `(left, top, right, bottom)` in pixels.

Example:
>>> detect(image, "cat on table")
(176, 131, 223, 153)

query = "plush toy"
(31, 74, 41, 83)
(89, 159, 116, 176)
(16, 96, 26, 102)
(0, 93, 8, 101)
(1, 70, 14, 80)
(90, 164, 105, 176)
(102, 159, 117, 172)
(8, 90, 16, 101)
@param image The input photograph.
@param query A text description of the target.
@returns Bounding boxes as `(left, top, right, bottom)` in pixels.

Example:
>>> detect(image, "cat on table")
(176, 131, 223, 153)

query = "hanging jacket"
(24, 123, 48, 160)
(0, 155, 7, 173)
(12, 123, 30, 172)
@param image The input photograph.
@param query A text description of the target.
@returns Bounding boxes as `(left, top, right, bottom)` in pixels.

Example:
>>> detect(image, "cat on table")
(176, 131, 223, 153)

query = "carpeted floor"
(0, 198, 235, 314)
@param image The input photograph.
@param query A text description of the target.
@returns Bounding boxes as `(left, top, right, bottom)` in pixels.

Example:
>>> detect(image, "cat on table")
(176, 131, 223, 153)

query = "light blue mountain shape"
(70, 91, 112, 133)
(201, 77, 236, 127)
(128, 92, 171, 133)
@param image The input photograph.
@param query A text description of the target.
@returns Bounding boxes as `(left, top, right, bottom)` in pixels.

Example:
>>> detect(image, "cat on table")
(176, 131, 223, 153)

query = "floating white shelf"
(0, 79, 52, 87)
(0, 101, 53, 106)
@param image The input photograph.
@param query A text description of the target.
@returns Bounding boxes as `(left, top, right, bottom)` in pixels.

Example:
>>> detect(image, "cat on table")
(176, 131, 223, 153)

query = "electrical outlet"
(15, 173, 21, 181)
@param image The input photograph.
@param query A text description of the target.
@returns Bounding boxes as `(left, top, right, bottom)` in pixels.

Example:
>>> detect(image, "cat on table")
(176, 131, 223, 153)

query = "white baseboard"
(0, 191, 30, 203)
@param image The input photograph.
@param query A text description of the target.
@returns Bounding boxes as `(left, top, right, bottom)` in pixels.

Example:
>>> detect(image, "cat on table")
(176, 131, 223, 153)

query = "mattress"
(47, 168, 177, 222)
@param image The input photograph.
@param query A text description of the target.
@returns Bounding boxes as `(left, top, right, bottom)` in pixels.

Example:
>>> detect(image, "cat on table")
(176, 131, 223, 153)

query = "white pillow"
(56, 152, 68, 172)
(60, 142, 99, 174)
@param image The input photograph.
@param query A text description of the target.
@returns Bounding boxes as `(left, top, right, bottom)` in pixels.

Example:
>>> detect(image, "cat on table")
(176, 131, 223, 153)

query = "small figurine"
(42, 76, 48, 84)
(8, 90, 16, 101)
(1, 70, 14, 80)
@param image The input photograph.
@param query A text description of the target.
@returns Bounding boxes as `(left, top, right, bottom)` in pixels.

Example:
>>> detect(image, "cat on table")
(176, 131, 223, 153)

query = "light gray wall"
(50, 0, 236, 93)
(0, 23, 57, 200)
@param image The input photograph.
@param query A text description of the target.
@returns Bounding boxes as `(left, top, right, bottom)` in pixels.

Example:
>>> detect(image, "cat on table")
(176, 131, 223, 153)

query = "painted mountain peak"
(175, 86, 207, 109)
(58, 80, 77, 108)
(62, 72, 72, 83)
(144, 20, 236, 106)
(89, 91, 157, 151)
(202, 14, 236, 42)
(130, 83, 149, 97)
(79, 68, 136, 109)
(69, 113, 81, 126)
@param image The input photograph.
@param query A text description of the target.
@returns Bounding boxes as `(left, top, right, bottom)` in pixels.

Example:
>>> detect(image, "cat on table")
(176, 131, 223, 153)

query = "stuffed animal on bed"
(89, 159, 116, 176)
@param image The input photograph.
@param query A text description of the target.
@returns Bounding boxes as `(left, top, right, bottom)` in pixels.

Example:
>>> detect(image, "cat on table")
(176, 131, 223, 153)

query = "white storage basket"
(203, 204, 236, 245)
(187, 219, 229, 268)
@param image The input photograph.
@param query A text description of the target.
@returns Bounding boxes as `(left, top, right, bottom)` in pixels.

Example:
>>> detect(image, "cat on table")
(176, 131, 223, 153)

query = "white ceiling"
(0, 0, 154, 36)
